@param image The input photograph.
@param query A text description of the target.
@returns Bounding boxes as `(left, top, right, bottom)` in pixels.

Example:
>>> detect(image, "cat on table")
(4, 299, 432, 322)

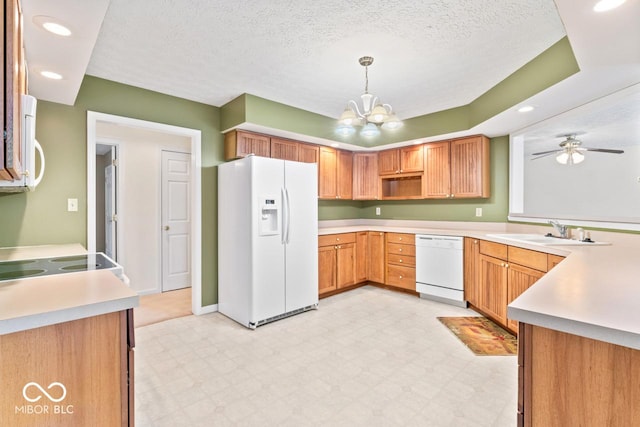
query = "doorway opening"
(87, 111, 207, 315)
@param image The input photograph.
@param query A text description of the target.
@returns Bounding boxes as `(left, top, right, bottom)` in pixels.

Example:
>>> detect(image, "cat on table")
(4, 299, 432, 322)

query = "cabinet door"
(336, 243, 356, 288)
(478, 254, 508, 324)
(506, 263, 544, 331)
(464, 237, 480, 305)
(423, 141, 451, 198)
(298, 144, 319, 163)
(355, 232, 368, 283)
(337, 150, 353, 199)
(378, 149, 399, 175)
(318, 147, 337, 199)
(450, 136, 490, 198)
(368, 232, 385, 283)
(352, 153, 379, 200)
(386, 264, 416, 290)
(270, 138, 299, 161)
(238, 131, 271, 158)
(400, 145, 424, 173)
(318, 245, 337, 295)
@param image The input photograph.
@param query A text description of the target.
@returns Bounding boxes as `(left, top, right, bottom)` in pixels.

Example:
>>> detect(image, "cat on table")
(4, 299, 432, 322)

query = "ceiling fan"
(531, 134, 625, 165)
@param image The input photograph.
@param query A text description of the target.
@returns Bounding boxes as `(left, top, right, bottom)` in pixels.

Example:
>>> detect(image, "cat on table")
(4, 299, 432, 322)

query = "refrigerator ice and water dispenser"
(259, 196, 280, 236)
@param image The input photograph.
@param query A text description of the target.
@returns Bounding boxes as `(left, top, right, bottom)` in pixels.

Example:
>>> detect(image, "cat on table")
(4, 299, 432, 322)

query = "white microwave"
(0, 94, 45, 192)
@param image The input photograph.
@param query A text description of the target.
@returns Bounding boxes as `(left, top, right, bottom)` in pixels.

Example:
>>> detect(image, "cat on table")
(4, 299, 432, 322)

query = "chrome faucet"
(549, 220, 569, 238)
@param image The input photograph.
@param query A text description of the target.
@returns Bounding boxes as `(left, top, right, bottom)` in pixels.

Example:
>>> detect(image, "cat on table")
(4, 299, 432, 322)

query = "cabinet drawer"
(318, 233, 356, 247)
(386, 243, 416, 256)
(480, 240, 508, 260)
(508, 246, 548, 272)
(387, 254, 415, 267)
(386, 233, 414, 244)
(386, 264, 416, 290)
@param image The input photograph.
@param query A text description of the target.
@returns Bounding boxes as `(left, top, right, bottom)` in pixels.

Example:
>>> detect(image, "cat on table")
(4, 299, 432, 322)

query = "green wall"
(0, 76, 223, 307)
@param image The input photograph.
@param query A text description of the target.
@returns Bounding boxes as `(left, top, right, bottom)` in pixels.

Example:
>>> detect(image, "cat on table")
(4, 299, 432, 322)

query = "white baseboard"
(193, 303, 218, 315)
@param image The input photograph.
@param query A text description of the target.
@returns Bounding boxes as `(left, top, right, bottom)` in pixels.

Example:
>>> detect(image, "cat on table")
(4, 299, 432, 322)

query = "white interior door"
(162, 150, 191, 292)
(104, 147, 117, 260)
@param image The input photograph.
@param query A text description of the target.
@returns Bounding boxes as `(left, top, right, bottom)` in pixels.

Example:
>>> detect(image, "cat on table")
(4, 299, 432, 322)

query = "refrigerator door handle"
(281, 187, 287, 244)
(284, 187, 291, 244)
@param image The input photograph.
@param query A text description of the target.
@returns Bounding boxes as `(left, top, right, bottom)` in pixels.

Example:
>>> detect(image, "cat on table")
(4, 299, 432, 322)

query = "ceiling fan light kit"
(337, 56, 402, 137)
(531, 134, 624, 165)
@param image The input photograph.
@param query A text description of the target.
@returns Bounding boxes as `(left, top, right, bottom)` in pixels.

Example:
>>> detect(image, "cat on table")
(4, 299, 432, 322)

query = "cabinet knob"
(451, 194, 455, 198)
(399, 275, 403, 279)
(398, 248, 402, 252)
(399, 259, 403, 263)
(337, 238, 340, 241)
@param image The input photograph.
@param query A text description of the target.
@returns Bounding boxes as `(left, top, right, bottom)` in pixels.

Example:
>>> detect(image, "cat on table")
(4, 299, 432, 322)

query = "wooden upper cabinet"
(337, 150, 353, 199)
(352, 153, 379, 200)
(2, 0, 26, 180)
(378, 149, 400, 175)
(319, 147, 352, 200)
(298, 144, 319, 163)
(224, 130, 271, 160)
(423, 141, 451, 198)
(378, 146, 423, 175)
(423, 135, 490, 199)
(270, 138, 299, 161)
(450, 135, 490, 198)
(318, 147, 337, 199)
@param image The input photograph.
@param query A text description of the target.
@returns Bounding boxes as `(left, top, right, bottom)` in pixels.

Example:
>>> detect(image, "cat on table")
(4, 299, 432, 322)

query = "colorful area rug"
(437, 316, 517, 356)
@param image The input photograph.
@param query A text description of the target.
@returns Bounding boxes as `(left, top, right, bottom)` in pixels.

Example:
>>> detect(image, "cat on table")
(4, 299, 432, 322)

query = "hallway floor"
(135, 286, 517, 426)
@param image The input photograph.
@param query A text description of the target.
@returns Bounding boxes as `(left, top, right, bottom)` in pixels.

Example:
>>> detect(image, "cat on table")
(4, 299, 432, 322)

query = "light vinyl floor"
(135, 286, 517, 426)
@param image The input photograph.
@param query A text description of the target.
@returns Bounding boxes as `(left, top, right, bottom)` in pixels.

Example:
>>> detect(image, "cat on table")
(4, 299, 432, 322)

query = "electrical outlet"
(375, 207, 381, 216)
(475, 207, 483, 217)
(67, 198, 78, 212)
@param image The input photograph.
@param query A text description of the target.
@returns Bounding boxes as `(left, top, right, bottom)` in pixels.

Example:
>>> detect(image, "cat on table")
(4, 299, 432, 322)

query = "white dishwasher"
(415, 235, 465, 307)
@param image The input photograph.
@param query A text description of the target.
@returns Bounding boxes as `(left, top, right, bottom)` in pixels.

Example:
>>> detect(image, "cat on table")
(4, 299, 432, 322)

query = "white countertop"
(319, 220, 640, 350)
(0, 245, 139, 335)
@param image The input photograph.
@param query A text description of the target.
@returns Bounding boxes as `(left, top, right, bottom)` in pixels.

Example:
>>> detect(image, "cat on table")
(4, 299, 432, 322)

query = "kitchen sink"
(486, 234, 610, 246)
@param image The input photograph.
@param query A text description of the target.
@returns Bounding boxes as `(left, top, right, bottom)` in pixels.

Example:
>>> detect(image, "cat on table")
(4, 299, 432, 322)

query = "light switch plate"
(375, 207, 381, 216)
(68, 198, 78, 212)
(475, 207, 483, 217)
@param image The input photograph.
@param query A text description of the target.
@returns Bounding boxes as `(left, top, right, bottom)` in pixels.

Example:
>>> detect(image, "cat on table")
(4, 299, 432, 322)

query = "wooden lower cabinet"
(477, 253, 509, 325)
(506, 264, 544, 331)
(470, 240, 558, 333)
(0, 310, 134, 426)
(355, 232, 368, 283)
(463, 237, 479, 305)
(385, 233, 416, 291)
(318, 233, 357, 296)
(368, 232, 385, 283)
(519, 323, 640, 426)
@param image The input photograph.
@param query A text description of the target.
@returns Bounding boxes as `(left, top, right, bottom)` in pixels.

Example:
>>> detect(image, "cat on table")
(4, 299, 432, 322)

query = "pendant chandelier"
(336, 56, 402, 137)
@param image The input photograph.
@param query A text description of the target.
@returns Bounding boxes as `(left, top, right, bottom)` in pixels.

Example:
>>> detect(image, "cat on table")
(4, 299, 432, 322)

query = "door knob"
(164, 225, 170, 231)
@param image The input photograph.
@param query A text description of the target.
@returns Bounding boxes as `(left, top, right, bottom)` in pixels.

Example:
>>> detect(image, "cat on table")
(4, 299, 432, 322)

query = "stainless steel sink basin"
(486, 234, 610, 246)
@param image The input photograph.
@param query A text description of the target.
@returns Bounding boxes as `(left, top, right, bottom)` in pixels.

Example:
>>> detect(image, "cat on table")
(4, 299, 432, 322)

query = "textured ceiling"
(20, 0, 640, 146)
(84, 0, 565, 120)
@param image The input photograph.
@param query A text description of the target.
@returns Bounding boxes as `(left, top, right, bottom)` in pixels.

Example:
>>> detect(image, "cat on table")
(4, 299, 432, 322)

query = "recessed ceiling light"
(33, 16, 72, 36)
(40, 70, 63, 80)
(518, 105, 535, 113)
(593, 0, 626, 12)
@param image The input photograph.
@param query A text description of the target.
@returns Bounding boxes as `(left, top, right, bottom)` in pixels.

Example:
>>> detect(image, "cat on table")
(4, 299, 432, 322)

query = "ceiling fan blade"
(583, 148, 625, 154)
(531, 149, 562, 156)
(531, 151, 559, 160)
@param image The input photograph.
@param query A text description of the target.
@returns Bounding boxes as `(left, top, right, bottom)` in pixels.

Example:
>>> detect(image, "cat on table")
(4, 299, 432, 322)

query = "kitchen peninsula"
(319, 220, 640, 425)
(0, 245, 138, 427)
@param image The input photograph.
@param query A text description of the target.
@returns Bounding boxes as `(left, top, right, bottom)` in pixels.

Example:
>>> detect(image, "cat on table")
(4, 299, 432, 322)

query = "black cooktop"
(0, 253, 120, 282)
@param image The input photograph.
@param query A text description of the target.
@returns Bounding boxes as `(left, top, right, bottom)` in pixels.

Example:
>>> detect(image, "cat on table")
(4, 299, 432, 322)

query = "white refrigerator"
(218, 155, 318, 328)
